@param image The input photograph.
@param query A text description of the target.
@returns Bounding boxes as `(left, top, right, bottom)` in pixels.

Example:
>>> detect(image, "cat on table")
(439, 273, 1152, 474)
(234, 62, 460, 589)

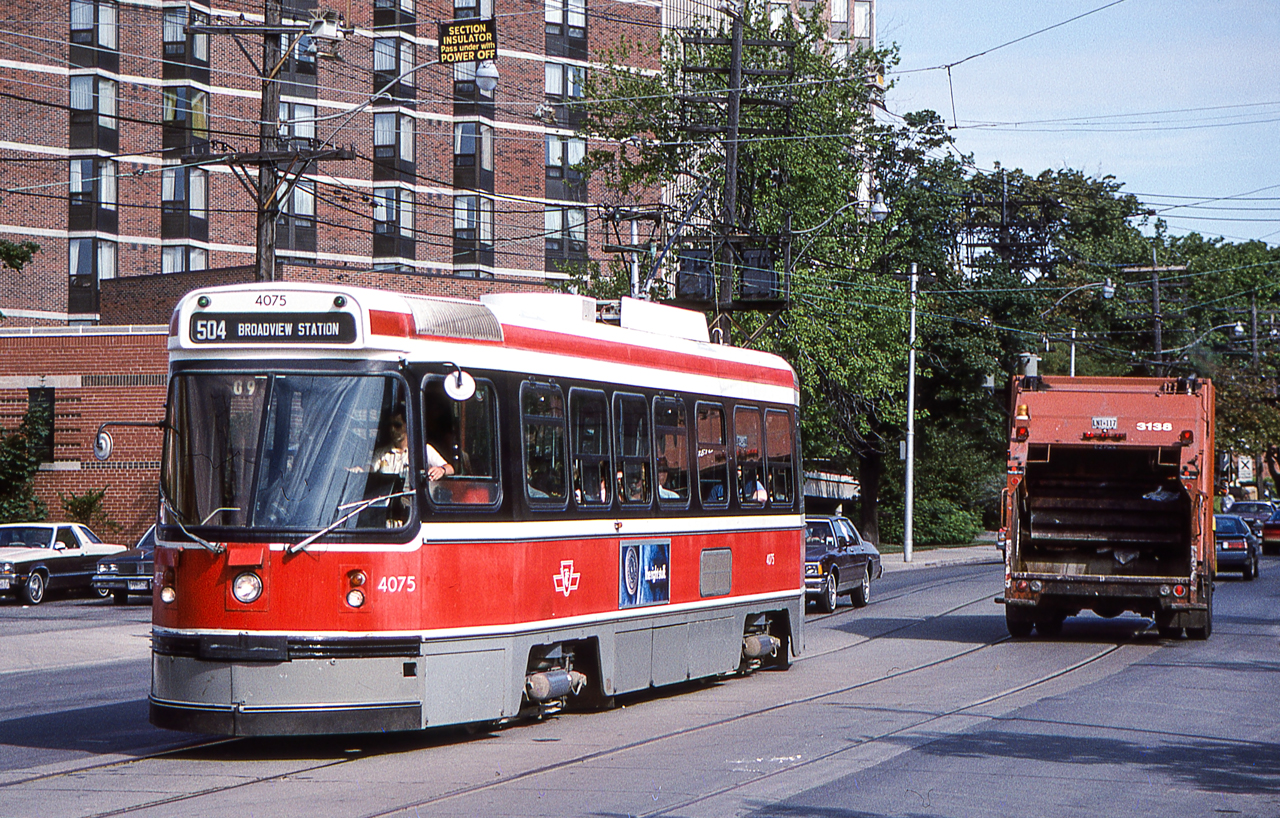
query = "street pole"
(256, 0, 283, 282)
(1070, 327, 1076, 377)
(904, 262, 918, 563)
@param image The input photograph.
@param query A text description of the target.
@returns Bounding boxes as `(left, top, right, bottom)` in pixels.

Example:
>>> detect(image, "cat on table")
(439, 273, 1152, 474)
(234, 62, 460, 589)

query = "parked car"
(805, 515, 882, 612)
(0, 523, 127, 604)
(1224, 500, 1273, 534)
(1214, 514, 1260, 581)
(1260, 508, 1280, 556)
(93, 525, 156, 604)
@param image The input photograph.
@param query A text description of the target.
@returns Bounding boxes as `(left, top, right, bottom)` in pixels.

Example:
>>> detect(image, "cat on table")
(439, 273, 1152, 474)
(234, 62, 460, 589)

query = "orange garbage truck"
(998, 374, 1215, 638)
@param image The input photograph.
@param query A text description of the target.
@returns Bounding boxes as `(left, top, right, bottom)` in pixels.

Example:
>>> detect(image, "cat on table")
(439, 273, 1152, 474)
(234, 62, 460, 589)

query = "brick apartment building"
(0, 0, 873, 538)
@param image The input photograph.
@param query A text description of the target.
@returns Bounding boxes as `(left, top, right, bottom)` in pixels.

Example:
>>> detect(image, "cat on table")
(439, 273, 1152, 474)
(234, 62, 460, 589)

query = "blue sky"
(878, 0, 1280, 246)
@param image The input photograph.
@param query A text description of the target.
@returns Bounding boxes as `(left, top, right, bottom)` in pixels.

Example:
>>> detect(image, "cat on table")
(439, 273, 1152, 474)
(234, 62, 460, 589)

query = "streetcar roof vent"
(619, 297, 710, 343)
(403, 296, 504, 342)
(480, 293, 595, 327)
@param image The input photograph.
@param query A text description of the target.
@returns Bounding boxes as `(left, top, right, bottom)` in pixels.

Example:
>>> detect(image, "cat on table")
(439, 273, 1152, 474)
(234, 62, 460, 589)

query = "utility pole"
(1121, 260, 1186, 375)
(187, 9, 353, 283)
(257, 0, 282, 282)
(715, 6, 744, 343)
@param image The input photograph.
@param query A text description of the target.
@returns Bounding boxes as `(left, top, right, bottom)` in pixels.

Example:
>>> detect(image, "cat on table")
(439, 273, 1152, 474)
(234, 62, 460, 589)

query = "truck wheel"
(1035, 613, 1065, 637)
(1005, 608, 1033, 638)
(1187, 581, 1213, 640)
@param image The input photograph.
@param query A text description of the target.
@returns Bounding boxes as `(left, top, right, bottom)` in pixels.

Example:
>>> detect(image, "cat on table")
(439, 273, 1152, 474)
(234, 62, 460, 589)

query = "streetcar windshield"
(162, 372, 412, 533)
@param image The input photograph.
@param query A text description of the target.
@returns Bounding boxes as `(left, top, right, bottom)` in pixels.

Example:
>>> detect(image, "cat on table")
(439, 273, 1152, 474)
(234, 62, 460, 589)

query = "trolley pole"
(904, 262, 918, 563)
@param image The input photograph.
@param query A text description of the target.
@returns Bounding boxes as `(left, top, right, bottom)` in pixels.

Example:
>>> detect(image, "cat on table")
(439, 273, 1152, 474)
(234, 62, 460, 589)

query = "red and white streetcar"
(144, 283, 804, 736)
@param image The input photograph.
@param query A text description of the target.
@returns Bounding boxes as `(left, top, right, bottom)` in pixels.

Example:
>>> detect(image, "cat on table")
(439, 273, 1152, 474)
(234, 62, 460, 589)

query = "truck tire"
(1005, 607, 1033, 638)
(1187, 580, 1213, 640)
(1035, 612, 1065, 637)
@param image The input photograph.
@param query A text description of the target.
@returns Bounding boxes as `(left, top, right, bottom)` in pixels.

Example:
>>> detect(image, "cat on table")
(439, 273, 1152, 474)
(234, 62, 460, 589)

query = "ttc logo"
(554, 560, 581, 597)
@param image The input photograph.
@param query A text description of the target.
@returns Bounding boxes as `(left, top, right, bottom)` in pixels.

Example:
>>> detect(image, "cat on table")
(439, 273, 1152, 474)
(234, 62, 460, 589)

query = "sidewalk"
(879, 543, 1003, 573)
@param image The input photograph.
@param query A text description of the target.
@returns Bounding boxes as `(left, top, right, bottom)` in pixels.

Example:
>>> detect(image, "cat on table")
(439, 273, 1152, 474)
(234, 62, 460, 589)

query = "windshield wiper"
(160, 496, 226, 555)
(287, 490, 415, 555)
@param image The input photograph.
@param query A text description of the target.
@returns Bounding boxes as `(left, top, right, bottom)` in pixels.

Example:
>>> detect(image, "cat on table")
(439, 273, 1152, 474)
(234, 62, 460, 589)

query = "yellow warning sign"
(438, 19, 497, 63)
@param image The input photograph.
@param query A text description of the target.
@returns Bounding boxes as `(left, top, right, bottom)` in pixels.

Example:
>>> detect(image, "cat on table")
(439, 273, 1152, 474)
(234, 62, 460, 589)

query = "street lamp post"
(1038, 278, 1115, 377)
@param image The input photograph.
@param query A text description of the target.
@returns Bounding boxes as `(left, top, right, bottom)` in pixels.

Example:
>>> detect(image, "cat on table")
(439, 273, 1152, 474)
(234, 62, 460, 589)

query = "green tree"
(0, 402, 50, 523)
(59, 487, 119, 533)
(581, 1, 917, 541)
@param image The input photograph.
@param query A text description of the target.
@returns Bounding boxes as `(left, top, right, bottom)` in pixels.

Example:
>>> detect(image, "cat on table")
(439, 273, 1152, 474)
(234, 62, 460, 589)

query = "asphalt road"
(1, 553, 1277, 818)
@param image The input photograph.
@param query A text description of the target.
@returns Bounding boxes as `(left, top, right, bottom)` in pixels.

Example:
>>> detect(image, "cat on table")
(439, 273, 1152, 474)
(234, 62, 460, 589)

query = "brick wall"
(0, 329, 168, 542)
(0, 0, 667, 326)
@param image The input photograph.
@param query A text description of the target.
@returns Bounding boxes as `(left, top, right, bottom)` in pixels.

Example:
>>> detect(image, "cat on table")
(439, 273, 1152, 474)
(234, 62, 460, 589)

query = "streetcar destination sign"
(190, 313, 357, 344)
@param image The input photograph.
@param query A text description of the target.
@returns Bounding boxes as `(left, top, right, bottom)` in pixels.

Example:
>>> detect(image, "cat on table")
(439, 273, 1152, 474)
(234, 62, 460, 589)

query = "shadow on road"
(897, 729, 1280, 796)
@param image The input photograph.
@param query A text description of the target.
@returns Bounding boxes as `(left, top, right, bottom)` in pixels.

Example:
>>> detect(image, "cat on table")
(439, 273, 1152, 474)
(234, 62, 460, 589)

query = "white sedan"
(0, 523, 126, 605)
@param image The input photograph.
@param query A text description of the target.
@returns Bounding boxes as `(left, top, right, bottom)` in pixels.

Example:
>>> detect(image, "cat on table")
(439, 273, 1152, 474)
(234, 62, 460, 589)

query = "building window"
(163, 7, 208, 64)
(279, 32, 317, 76)
(545, 206, 586, 254)
(545, 134, 585, 179)
(27, 388, 56, 462)
(373, 187, 414, 237)
(456, 0, 492, 19)
(68, 236, 115, 313)
(454, 122, 493, 169)
(71, 0, 117, 49)
(544, 63, 585, 101)
(453, 195, 493, 243)
(545, 0, 585, 37)
(277, 179, 317, 253)
(852, 0, 872, 39)
(373, 112, 414, 163)
(162, 87, 210, 143)
(69, 158, 116, 208)
(279, 102, 316, 146)
(375, 0, 414, 10)
(830, 0, 847, 24)
(373, 37, 415, 89)
(291, 180, 315, 228)
(162, 244, 207, 274)
(70, 75, 117, 130)
(161, 166, 207, 219)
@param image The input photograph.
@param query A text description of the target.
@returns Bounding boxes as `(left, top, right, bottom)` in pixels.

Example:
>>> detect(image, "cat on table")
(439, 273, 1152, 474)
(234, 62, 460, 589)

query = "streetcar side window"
(734, 406, 766, 507)
(570, 388, 611, 507)
(654, 397, 689, 507)
(521, 382, 568, 506)
(695, 402, 729, 508)
(422, 376, 501, 507)
(765, 408, 794, 507)
(614, 392, 651, 505)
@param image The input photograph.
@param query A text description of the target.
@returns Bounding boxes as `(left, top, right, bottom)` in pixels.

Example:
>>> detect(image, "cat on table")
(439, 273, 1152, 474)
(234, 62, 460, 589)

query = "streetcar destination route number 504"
(190, 312, 357, 344)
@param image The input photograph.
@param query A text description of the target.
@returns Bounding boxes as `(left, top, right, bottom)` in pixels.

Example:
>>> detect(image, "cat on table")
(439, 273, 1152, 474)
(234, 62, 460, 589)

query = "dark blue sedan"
(1215, 514, 1260, 581)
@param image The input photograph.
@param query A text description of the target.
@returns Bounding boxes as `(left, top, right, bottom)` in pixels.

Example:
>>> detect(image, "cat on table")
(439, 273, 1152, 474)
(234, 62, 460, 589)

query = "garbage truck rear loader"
(998, 375, 1215, 638)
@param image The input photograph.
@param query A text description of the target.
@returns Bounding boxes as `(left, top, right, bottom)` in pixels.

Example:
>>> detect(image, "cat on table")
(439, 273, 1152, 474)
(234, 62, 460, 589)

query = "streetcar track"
(14, 559, 1137, 818)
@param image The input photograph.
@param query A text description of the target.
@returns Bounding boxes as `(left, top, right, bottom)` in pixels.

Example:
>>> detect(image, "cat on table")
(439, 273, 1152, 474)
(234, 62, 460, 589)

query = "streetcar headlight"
(160, 585, 177, 604)
(232, 571, 263, 604)
(346, 589, 365, 608)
